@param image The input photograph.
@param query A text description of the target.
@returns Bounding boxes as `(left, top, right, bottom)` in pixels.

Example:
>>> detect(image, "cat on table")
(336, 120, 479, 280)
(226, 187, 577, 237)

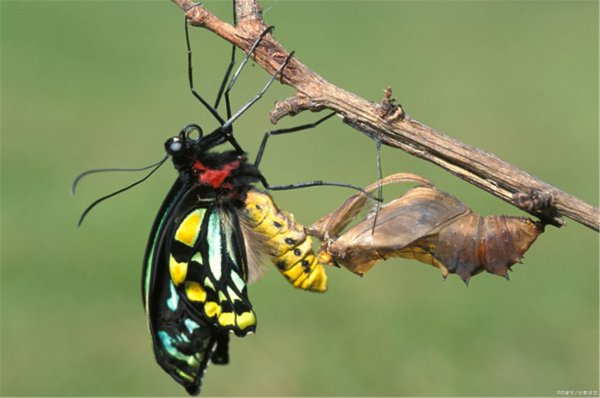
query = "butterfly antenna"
(76, 155, 169, 226)
(71, 158, 168, 196)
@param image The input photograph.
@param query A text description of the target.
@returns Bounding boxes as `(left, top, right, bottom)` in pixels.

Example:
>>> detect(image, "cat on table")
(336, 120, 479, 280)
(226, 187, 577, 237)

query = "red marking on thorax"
(193, 160, 241, 189)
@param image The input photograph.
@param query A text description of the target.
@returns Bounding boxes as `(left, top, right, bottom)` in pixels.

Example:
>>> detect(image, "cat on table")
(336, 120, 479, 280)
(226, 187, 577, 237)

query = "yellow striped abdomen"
(243, 190, 328, 292)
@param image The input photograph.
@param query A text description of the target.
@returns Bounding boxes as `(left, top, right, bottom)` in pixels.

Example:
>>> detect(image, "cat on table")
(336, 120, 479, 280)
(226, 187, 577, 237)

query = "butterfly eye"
(165, 137, 184, 156)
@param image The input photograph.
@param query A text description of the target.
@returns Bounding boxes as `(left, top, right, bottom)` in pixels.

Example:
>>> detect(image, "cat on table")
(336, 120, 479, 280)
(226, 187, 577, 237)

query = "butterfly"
(142, 124, 330, 395)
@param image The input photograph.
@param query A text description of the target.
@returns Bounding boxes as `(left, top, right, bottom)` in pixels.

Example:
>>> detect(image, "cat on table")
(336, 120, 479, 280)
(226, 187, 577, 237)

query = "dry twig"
(172, 0, 599, 232)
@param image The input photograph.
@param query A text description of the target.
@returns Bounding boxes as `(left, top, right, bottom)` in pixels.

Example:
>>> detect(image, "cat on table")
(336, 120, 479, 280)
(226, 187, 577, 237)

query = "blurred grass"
(1, 0, 598, 396)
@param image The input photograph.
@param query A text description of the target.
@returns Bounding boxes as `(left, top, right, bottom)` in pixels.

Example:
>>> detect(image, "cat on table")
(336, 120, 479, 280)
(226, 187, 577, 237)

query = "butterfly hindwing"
(150, 279, 220, 396)
(169, 202, 256, 337)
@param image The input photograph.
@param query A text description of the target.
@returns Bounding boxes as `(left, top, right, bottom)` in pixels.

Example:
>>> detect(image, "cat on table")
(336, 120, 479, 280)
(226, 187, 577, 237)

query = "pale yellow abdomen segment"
(243, 190, 328, 293)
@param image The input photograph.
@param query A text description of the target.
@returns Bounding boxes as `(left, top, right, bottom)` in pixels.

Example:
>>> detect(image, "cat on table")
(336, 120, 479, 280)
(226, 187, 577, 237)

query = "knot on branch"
(270, 94, 325, 123)
(377, 86, 404, 123)
(185, 4, 209, 26)
(236, 0, 264, 22)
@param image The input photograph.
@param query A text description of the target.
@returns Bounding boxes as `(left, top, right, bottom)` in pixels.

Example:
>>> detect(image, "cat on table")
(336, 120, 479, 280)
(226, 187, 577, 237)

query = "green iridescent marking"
(204, 277, 215, 291)
(167, 282, 179, 312)
(177, 369, 195, 382)
(145, 210, 170, 312)
(191, 252, 203, 264)
(230, 270, 245, 293)
(225, 224, 238, 270)
(207, 211, 222, 280)
(227, 286, 241, 302)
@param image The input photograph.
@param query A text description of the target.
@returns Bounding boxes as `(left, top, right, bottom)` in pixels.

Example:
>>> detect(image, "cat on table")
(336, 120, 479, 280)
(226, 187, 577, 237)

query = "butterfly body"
(242, 190, 328, 292)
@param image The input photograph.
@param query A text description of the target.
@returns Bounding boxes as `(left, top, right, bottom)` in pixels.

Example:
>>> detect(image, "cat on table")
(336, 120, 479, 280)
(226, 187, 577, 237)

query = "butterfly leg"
(254, 112, 335, 167)
(260, 177, 380, 201)
(254, 112, 336, 167)
(221, 51, 294, 131)
(221, 26, 274, 121)
(208, 27, 278, 154)
(214, 51, 294, 154)
(253, 112, 381, 200)
(184, 13, 226, 125)
(213, 0, 238, 114)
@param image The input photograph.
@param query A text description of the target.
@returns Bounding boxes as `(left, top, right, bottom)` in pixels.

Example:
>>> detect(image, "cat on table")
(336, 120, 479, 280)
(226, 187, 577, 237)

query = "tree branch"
(173, 0, 599, 232)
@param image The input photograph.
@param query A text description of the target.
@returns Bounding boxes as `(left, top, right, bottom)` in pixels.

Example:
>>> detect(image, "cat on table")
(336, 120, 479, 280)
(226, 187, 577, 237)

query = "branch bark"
(172, 0, 599, 232)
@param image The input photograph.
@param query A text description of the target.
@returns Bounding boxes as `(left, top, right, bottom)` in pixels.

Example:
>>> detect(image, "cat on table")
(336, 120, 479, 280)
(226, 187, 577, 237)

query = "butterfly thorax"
(166, 131, 261, 204)
(190, 151, 261, 203)
(191, 150, 255, 184)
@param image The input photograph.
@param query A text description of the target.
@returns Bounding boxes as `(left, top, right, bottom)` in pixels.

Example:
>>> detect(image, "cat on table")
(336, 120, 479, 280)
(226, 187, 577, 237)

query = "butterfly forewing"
(142, 183, 218, 395)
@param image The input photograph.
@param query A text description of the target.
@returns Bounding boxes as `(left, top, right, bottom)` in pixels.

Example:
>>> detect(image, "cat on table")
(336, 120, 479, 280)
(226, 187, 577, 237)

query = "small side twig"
(172, 0, 599, 232)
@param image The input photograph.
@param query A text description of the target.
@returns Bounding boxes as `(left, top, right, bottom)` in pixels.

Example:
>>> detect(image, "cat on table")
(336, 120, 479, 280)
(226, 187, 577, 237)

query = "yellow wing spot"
(236, 311, 256, 330)
(218, 312, 235, 327)
(175, 210, 204, 247)
(169, 256, 188, 286)
(204, 301, 221, 318)
(185, 281, 207, 302)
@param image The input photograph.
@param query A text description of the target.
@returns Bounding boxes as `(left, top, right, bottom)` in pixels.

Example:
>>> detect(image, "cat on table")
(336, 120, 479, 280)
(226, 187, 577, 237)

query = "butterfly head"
(165, 124, 206, 170)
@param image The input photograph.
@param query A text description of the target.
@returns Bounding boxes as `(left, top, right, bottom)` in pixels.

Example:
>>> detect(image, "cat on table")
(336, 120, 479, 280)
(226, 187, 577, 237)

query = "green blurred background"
(2, 0, 598, 396)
